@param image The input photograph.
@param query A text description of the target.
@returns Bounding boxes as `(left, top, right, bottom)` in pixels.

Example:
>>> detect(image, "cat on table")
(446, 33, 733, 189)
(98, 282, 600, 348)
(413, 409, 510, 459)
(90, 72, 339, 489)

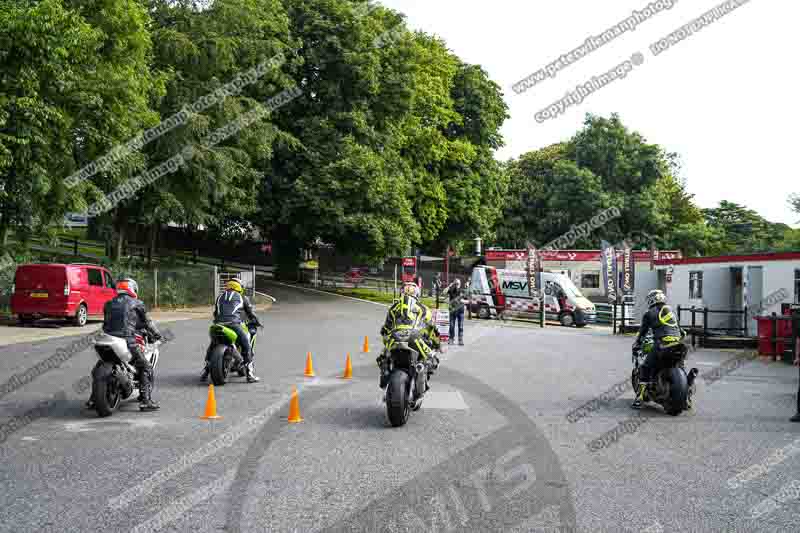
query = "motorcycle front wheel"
(386, 370, 411, 427)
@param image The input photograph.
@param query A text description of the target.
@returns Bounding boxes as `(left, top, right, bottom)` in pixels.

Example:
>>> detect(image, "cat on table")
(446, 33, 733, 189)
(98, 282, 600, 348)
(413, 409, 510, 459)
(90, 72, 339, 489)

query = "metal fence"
(106, 266, 218, 310)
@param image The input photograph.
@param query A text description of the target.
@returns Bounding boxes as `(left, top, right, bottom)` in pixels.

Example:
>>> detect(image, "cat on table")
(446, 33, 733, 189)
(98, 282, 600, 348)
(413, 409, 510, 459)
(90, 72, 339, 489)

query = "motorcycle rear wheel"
(209, 344, 229, 386)
(93, 375, 120, 418)
(664, 367, 688, 416)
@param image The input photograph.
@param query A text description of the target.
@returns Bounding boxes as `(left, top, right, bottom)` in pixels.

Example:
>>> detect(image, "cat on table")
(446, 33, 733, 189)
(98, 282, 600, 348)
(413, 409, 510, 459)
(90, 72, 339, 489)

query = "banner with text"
(601, 240, 618, 303)
(621, 246, 634, 296)
(527, 246, 541, 298)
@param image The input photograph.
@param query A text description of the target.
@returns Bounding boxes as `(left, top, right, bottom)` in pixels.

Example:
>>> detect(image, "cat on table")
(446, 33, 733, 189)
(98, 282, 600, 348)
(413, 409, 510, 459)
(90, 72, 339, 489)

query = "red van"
(10, 263, 118, 326)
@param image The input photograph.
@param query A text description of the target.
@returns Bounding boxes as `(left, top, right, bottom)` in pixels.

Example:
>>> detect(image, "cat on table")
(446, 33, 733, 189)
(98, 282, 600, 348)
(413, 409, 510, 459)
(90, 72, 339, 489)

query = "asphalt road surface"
(1, 282, 799, 532)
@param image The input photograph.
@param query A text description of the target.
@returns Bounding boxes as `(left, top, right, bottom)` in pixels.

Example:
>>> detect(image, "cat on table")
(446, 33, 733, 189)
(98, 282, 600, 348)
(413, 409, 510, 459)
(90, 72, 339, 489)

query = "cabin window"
(689, 271, 703, 299)
(794, 269, 800, 303)
(581, 272, 600, 289)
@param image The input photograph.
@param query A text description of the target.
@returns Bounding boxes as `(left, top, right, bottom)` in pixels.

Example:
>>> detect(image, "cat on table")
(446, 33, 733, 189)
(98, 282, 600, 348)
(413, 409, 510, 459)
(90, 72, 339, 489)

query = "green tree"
(495, 113, 715, 257)
(702, 200, 785, 254)
(0, 0, 103, 245)
(259, 0, 509, 276)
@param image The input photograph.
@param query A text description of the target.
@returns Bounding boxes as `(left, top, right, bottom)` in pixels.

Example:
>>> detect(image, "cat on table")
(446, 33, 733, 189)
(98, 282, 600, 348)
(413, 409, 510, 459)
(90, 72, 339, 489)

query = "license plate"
(30, 292, 48, 298)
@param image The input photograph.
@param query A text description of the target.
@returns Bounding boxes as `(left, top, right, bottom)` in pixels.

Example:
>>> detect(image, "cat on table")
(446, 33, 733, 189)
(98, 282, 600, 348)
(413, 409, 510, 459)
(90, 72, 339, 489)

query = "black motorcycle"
(382, 329, 433, 427)
(206, 321, 260, 386)
(631, 333, 698, 416)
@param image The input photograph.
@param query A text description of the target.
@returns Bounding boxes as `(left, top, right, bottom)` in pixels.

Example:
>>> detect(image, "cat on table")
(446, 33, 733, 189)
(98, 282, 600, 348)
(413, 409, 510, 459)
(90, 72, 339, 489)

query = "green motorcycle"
(206, 321, 260, 386)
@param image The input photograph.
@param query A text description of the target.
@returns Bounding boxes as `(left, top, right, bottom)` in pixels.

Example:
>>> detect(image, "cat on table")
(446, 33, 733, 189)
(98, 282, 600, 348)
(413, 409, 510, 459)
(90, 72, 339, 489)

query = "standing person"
(447, 278, 466, 345)
(432, 273, 442, 300)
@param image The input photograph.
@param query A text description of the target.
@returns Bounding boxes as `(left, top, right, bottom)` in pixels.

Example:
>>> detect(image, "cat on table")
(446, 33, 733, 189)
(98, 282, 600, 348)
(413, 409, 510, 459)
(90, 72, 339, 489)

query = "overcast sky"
(378, 0, 798, 227)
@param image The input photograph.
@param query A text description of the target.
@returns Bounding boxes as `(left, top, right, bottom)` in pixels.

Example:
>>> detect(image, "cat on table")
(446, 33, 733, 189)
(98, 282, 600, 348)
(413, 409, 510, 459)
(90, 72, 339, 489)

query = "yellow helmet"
(226, 278, 244, 294)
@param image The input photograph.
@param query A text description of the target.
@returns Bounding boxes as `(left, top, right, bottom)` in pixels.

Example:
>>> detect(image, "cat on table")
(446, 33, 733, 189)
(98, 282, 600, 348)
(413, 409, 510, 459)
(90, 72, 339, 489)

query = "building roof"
(655, 251, 800, 266)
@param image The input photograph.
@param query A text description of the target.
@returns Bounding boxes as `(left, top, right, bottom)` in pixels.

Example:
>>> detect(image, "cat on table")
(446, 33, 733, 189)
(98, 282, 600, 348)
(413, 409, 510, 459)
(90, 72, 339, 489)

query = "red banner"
(485, 249, 680, 262)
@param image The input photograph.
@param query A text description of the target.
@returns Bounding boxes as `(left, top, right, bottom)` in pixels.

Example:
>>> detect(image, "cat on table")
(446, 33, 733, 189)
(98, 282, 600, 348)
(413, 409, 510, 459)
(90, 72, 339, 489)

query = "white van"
(469, 265, 597, 327)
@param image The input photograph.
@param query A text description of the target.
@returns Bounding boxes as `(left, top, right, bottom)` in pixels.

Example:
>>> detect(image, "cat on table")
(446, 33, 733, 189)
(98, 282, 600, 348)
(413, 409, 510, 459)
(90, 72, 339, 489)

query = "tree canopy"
(1, 2, 796, 271)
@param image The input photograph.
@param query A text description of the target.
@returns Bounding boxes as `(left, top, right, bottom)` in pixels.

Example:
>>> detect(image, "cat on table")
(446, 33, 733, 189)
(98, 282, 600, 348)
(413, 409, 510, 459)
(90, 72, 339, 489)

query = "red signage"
(402, 257, 416, 267)
(485, 249, 681, 262)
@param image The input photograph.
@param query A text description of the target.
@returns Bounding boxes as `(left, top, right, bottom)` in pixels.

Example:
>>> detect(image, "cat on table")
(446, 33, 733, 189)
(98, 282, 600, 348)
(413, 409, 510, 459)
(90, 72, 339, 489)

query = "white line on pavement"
(106, 393, 292, 511)
(255, 291, 277, 302)
(423, 391, 470, 410)
(266, 280, 389, 307)
(129, 470, 236, 533)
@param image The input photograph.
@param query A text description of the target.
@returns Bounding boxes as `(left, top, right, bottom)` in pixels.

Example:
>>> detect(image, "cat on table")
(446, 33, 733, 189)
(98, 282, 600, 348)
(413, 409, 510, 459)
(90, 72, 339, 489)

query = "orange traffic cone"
(362, 336, 370, 353)
(341, 353, 353, 379)
(304, 352, 315, 377)
(287, 386, 303, 423)
(201, 384, 221, 419)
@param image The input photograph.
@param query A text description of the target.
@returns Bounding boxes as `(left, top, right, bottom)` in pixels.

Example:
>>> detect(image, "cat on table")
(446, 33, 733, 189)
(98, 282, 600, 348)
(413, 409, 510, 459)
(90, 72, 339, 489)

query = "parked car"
(10, 263, 118, 326)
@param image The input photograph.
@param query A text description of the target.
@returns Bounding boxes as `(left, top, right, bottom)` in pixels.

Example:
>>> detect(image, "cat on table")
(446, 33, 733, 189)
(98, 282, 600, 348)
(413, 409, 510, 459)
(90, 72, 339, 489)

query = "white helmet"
(646, 289, 667, 308)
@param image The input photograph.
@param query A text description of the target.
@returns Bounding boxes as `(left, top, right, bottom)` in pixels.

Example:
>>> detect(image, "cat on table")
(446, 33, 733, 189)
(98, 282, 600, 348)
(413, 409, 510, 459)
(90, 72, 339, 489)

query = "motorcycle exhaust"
(116, 369, 134, 398)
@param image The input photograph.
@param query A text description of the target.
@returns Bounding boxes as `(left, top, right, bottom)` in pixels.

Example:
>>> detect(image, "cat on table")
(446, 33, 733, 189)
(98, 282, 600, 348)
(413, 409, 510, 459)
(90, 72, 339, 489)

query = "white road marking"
(63, 422, 95, 433)
(107, 392, 291, 511)
(129, 470, 236, 533)
(255, 291, 277, 302)
(20, 436, 39, 441)
(266, 280, 389, 307)
(422, 391, 469, 410)
(694, 362, 717, 366)
(124, 419, 160, 428)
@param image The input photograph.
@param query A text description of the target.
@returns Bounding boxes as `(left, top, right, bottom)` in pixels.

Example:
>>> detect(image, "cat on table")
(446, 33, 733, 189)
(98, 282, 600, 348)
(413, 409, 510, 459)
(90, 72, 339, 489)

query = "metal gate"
(214, 266, 256, 298)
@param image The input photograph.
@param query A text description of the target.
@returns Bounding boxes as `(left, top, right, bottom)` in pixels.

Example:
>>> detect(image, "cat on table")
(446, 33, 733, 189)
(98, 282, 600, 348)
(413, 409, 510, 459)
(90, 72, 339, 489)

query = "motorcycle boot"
(138, 369, 160, 411)
(377, 353, 390, 389)
(245, 362, 260, 383)
(631, 383, 648, 409)
(201, 344, 213, 382)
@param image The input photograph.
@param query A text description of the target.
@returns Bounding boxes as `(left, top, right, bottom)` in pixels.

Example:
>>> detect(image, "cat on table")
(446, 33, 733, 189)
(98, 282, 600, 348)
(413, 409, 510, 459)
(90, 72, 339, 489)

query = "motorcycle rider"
(202, 277, 263, 383)
(631, 289, 686, 409)
(88, 278, 163, 411)
(377, 282, 441, 389)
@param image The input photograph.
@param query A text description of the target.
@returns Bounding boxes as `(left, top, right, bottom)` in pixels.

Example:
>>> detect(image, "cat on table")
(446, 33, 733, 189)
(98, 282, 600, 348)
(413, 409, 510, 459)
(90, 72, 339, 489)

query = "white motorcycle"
(89, 332, 161, 417)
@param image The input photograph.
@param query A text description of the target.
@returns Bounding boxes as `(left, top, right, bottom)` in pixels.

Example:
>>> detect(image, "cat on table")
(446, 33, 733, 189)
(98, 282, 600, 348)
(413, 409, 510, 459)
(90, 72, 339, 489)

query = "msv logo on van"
(502, 280, 529, 291)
